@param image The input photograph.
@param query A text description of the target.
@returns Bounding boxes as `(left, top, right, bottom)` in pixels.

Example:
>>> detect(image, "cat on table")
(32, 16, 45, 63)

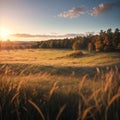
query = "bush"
(66, 50, 83, 58)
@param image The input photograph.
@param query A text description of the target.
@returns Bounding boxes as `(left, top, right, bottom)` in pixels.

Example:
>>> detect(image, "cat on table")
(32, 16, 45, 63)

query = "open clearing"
(0, 49, 120, 77)
(0, 49, 120, 120)
(0, 49, 120, 66)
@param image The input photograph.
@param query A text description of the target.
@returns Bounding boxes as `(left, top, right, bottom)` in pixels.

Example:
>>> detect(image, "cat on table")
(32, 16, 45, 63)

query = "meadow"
(0, 49, 120, 120)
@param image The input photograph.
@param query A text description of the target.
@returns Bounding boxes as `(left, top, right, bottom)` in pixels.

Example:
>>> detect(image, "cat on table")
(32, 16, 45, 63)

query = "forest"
(35, 28, 120, 52)
(0, 28, 120, 52)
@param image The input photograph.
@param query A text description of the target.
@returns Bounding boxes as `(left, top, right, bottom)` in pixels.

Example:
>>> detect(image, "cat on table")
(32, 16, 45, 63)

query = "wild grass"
(0, 49, 120, 120)
(0, 65, 120, 120)
(0, 49, 120, 66)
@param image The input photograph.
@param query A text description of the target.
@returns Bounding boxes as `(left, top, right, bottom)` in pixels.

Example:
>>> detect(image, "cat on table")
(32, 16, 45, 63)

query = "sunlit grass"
(0, 49, 120, 120)
(0, 66, 120, 120)
(0, 49, 120, 66)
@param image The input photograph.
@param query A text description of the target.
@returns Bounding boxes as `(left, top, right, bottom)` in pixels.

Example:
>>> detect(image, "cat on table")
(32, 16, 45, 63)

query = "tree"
(94, 35, 104, 52)
(113, 28, 120, 48)
(106, 28, 113, 43)
(103, 28, 115, 51)
(72, 41, 80, 50)
(88, 42, 94, 53)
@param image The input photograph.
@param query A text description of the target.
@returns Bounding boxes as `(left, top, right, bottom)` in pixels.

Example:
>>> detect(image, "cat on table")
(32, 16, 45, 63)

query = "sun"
(0, 27, 11, 41)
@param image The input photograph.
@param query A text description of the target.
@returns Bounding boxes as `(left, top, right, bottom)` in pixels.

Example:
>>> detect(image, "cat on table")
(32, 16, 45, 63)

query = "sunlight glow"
(0, 27, 11, 41)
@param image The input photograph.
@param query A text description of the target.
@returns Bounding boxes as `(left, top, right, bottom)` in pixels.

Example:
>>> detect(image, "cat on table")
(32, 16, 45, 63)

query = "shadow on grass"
(1, 87, 120, 120)
(0, 64, 120, 120)
(0, 63, 120, 77)
(1, 89, 79, 120)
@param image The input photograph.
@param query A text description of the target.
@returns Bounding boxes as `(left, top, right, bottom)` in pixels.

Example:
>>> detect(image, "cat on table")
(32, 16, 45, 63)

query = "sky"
(0, 0, 120, 41)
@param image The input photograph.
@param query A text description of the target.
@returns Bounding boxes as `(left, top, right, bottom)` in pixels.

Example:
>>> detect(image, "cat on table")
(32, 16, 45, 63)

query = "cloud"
(57, 1, 120, 18)
(61, 33, 84, 38)
(58, 7, 86, 18)
(10, 34, 56, 38)
(91, 1, 120, 16)
(10, 33, 84, 39)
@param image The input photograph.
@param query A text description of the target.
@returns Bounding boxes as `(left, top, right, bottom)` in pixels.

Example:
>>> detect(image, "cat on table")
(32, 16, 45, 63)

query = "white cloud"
(10, 34, 55, 38)
(58, 7, 86, 18)
(91, 1, 120, 16)
(10, 33, 84, 39)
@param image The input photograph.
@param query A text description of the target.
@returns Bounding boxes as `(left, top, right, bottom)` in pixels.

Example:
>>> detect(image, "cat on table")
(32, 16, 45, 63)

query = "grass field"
(0, 49, 120, 66)
(0, 49, 120, 120)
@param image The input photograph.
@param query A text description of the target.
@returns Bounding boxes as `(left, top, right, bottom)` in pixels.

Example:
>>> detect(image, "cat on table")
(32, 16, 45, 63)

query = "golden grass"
(28, 99, 45, 120)
(0, 49, 120, 66)
(105, 93, 120, 120)
(48, 81, 58, 100)
(81, 106, 95, 120)
(56, 104, 66, 120)
(0, 53, 120, 119)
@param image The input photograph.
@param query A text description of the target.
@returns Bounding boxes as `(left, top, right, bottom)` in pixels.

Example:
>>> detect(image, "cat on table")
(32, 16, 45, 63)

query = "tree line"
(36, 28, 120, 52)
(0, 28, 120, 52)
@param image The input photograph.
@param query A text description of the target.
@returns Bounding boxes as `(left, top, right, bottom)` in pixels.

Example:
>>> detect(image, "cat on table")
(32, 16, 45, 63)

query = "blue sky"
(0, 0, 120, 41)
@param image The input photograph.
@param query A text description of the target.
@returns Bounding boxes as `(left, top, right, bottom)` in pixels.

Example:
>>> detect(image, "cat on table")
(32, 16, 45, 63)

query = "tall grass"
(0, 66, 120, 120)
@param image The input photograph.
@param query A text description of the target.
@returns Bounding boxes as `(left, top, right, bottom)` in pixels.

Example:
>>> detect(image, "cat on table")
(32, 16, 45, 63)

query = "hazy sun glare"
(0, 27, 11, 41)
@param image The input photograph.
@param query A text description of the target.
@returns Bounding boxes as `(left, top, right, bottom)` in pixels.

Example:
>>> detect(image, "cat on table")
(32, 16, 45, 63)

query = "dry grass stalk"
(105, 93, 120, 120)
(56, 104, 66, 120)
(104, 73, 113, 92)
(81, 106, 94, 120)
(11, 92, 19, 103)
(28, 99, 45, 120)
(96, 67, 100, 74)
(79, 75, 88, 92)
(88, 88, 101, 101)
(16, 80, 23, 93)
(79, 92, 88, 106)
(48, 81, 58, 100)
(88, 88, 102, 113)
